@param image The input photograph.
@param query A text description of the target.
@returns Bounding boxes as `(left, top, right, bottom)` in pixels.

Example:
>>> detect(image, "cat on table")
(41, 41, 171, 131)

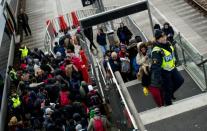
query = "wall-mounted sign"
(0, 6, 6, 45)
(4, 2, 16, 32)
(81, 0, 94, 7)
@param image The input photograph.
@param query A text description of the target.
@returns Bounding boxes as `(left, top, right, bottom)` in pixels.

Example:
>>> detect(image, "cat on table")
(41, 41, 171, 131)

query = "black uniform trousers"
(23, 23, 32, 36)
(162, 68, 184, 105)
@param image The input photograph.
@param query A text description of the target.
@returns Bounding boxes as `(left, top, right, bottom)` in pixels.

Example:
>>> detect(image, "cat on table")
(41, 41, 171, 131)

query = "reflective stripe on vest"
(19, 46, 28, 58)
(9, 69, 17, 81)
(152, 45, 175, 71)
(11, 97, 21, 108)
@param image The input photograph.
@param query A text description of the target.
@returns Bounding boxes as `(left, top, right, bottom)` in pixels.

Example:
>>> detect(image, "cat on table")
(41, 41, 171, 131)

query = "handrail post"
(201, 56, 207, 90)
(178, 33, 186, 66)
(147, 0, 154, 36)
(181, 48, 186, 66)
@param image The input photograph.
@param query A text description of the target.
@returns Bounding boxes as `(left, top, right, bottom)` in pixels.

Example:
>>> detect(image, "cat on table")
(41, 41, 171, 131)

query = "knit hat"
(77, 26, 81, 33)
(120, 44, 126, 49)
(94, 108, 101, 115)
(154, 30, 164, 40)
(88, 85, 93, 91)
(45, 108, 54, 115)
(33, 59, 39, 64)
(56, 52, 62, 57)
(75, 124, 82, 131)
(8, 116, 18, 125)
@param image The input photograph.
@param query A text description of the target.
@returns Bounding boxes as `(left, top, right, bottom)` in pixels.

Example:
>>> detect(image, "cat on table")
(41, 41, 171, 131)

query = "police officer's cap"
(155, 30, 164, 40)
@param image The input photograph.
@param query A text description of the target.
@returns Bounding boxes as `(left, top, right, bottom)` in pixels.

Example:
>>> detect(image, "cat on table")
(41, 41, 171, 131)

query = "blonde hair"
(64, 38, 70, 47)
(65, 64, 73, 78)
(111, 52, 117, 58)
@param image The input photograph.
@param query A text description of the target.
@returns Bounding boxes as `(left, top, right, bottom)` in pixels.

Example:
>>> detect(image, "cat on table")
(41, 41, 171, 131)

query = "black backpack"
(90, 93, 101, 106)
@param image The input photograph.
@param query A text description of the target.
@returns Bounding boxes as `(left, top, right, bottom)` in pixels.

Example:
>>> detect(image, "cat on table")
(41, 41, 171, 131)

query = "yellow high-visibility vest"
(19, 46, 28, 58)
(9, 69, 17, 81)
(11, 96, 21, 108)
(152, 45, 175, 71)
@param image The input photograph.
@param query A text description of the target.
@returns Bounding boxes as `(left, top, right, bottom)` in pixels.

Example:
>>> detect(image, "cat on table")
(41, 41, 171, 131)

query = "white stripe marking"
(140, 93, 207, 125)
(125, 79, 141, 88)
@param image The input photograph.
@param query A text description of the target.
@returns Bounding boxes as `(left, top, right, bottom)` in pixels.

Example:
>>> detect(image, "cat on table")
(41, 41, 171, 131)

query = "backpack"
(70, 79, 80, 92)
(93, 117, 105, 131)
(60, 91, 70, 106)
(79, 86, 86, 98)
(90, 93, 101, 106)
(121, 58, 130, 73)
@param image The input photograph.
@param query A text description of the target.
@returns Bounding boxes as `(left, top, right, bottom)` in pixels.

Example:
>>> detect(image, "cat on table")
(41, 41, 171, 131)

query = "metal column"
(147, 0, 154, 36)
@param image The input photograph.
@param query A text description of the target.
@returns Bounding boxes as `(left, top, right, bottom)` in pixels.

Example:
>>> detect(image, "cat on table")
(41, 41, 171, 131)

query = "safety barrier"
(0, 36, 15, 131)
(173, 33, 207, 91)
(44, 20, 56, 56)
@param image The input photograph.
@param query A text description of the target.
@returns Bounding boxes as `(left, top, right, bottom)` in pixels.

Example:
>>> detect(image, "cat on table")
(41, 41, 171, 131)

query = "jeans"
(99, 45, 107, 55)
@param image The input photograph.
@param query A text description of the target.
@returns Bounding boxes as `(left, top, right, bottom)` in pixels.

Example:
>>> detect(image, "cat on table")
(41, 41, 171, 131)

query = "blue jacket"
(97, 33, 107, 46)
(109, 58, 121, 72)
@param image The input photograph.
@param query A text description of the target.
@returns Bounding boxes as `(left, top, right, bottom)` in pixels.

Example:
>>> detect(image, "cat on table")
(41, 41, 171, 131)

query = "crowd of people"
(96, 22, 184, 107)
(6, 17, 184, 130)
(7, 28, 111, 131)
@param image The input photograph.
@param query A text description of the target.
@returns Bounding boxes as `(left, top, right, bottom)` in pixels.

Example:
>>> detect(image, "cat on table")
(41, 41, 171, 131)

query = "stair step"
(174, 5, 196, 13)
(139, 93, 207, 125)
(169, 0, 186, 6)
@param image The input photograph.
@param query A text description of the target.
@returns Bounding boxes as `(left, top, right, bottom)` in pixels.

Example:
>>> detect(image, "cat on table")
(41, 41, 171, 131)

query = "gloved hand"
(143, 87, 149, 96)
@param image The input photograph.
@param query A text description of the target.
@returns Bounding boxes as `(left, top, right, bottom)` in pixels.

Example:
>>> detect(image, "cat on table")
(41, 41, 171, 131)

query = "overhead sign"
(79, 1, 148, 28)
(81, 0, 94, 7)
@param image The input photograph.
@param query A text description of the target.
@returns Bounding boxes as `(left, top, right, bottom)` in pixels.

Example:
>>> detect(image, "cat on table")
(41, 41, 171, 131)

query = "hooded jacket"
(136, 42, 151, 66)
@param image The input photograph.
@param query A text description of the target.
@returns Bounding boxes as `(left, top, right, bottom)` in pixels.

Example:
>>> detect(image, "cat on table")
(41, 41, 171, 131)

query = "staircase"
(166, 0, 207, 42)
(21, 0, 55, 51)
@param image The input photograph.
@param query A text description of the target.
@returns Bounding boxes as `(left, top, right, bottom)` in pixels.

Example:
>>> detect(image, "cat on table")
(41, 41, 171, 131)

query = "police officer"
(11, 93, 21, 109)
(8, 65, 18, 85)
(18, 8, 32, 37)
(150, 30, 184, 106)
(10, 93, 22, 120)
(19, 45, 29, 59)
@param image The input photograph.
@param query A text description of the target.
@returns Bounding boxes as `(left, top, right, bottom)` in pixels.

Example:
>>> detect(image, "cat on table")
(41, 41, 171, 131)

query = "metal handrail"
(197, 59, 207, 67)
(190, 0, 207, 12)
(95, 58, 107, 98)
(107, 62, 139, 130)
(175, 34, 201, 63)
(125, 15, 148, 42)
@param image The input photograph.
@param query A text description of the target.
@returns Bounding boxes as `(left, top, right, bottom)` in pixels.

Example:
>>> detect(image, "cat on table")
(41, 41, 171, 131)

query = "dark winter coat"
(117, 26, 132, 42)
(97, 33, 107, 46)
(150, 42, 173, 88)
(109, 57, 121, 72)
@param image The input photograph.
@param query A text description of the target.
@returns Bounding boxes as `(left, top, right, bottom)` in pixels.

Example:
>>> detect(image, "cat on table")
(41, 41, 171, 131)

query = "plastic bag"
(143, 87, 149, 96)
